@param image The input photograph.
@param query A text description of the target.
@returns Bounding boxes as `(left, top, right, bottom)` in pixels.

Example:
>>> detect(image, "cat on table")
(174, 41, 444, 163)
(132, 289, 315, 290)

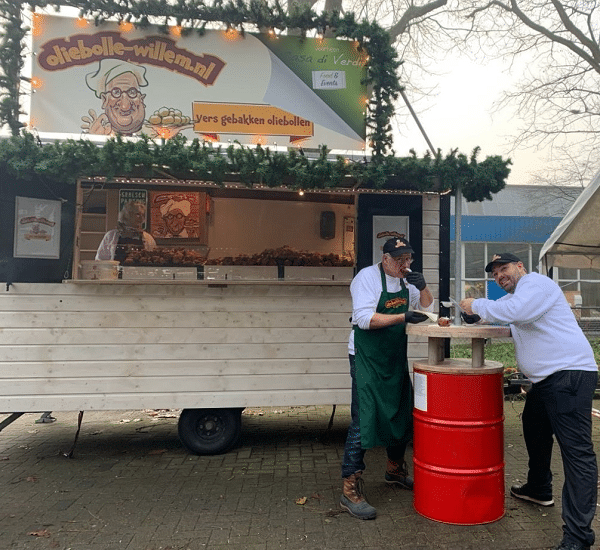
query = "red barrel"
(412, 360, 505, 525)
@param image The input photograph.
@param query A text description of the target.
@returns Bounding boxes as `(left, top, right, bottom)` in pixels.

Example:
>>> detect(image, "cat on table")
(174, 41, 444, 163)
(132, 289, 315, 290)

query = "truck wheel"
(178, 408, 242, 455)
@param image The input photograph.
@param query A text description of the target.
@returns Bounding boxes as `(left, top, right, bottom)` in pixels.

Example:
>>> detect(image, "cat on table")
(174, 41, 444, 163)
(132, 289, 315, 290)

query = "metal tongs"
(440, 297, 465, 312)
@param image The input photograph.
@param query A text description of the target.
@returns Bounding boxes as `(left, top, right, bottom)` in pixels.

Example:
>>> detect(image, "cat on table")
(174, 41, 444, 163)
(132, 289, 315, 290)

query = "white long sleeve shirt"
(348, 263, 434, 354)
(471, 272, 597, 384)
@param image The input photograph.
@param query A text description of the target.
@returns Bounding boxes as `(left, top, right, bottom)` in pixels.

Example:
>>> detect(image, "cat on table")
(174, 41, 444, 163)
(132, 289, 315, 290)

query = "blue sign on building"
(450, 215, 562, 243)
(486, 280, 508, 300)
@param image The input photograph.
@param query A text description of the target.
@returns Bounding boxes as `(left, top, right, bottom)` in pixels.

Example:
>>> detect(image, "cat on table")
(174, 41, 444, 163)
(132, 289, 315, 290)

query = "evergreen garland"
(0, 133, 511, 201)
(0, 1, 511, 198)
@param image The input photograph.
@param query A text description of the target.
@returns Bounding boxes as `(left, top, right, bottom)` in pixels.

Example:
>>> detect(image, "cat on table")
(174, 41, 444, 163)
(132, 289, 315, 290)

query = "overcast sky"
(392, 56, 547, 187)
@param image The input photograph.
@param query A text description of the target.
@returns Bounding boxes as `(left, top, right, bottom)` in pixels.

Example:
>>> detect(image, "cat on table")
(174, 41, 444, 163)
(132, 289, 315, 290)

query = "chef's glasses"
(108, 87, 142, 99)
(389, 254, 413, 265)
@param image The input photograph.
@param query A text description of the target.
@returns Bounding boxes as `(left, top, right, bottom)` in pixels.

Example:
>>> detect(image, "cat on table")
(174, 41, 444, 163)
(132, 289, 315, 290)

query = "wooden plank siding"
(0, 186, 440, 414)
(0, 282, 354, 412)
(409, 194, 442, 360)
(0, 279, 433, 413)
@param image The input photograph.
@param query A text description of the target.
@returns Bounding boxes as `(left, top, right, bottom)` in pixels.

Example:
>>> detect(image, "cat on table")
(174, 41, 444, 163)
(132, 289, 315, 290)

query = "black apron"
(354, 264, 413, 449)
(114, 234, 143, 264)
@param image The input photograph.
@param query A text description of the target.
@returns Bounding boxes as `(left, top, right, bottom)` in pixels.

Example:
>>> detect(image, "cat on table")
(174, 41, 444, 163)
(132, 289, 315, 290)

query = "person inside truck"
(340, 236, 434, 520)
(95, 200, 156, 263)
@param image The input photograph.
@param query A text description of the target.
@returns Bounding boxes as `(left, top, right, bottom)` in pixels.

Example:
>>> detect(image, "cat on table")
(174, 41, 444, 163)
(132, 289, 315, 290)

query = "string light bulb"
(119, 21, 134, 33)
(31, 12, 44, 37)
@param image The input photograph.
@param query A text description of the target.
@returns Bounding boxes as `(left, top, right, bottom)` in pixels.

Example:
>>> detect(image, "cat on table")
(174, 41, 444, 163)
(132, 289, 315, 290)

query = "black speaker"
(320, 211, 335, 239)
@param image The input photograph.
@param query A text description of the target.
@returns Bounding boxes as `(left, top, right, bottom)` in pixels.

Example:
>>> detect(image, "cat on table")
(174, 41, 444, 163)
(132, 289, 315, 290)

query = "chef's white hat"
(160, 198, 191, 217)
(85, 59, 148, 98)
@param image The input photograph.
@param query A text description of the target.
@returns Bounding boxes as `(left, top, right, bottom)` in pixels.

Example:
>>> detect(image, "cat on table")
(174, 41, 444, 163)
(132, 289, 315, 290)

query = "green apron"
(354, 264, 413, 449)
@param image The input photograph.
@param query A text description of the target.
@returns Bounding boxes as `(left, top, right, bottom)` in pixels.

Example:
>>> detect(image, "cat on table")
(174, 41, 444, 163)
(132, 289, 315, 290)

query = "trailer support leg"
(63, 411, 84, 459)
(327, 404, 336, 431)
(319, 405, 337, 445)
(0, 413, 24, 433)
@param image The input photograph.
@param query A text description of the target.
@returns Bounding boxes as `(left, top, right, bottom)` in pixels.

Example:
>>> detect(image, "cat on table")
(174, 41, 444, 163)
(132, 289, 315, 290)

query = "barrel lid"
(413, 358, 504, 375)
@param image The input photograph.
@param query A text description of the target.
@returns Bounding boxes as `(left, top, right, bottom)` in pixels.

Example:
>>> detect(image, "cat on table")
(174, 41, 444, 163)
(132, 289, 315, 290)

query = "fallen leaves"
(242, 408, 285, 416)
(295, 496, 308, 505)
(143, 409, 180, 418)
(148, 449, 167, 455)
(28, 529, 50, 537)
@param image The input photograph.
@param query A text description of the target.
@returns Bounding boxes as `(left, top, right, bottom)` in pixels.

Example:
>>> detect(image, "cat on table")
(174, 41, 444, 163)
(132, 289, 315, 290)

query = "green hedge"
(451, 339, 600, 379)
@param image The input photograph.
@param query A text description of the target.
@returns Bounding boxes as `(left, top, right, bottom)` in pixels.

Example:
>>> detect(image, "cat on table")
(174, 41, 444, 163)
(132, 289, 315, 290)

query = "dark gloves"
(406, 271, 427, 291)
(461, 312, 481, 324)
(405, 311, 429, 324)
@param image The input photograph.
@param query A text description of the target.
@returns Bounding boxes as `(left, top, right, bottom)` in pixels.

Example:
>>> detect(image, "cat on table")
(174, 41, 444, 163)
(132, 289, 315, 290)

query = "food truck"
(0, 8, 460, 455)
(0, 173, 448, 454)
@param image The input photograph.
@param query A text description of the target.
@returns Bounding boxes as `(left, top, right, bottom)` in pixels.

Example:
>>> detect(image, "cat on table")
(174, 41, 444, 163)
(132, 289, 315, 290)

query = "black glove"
(461, 312, 481, 324)
(405, 311, 429, 324)
(406, 271, 427, 291)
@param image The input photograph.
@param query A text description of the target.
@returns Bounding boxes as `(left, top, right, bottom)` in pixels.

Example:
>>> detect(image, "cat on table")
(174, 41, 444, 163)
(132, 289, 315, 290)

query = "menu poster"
(13, 196, 62, 259)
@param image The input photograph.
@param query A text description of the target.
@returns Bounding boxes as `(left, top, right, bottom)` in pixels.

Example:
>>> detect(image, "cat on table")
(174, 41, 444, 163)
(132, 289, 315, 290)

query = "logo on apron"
(385, 297, 407, 309)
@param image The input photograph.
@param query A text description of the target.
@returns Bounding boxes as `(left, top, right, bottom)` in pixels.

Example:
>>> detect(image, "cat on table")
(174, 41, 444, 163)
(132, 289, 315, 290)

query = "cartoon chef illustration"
(81, 59, 148, 135)
(160, 198, 192, 238)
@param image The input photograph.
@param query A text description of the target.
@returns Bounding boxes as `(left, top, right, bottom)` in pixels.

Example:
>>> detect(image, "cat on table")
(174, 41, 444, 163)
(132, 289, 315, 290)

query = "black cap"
(382, 237, 413, 257)
(485, 253, 522, 272)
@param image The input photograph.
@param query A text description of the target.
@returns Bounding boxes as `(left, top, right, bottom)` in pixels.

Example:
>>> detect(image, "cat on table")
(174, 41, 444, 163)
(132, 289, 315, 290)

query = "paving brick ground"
(0, 397, 599, 550)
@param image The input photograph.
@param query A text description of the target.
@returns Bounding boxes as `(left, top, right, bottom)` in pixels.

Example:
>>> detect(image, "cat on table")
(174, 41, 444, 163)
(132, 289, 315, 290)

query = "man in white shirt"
(340, 237, 434, 520)
(460, 253, 598, 550)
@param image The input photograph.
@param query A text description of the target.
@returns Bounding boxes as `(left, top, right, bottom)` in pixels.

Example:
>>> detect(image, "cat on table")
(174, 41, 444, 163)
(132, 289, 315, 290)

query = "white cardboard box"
(121, 266, 198, 280)
(202, 266, 279, 281)
(284, 266, 354, 281)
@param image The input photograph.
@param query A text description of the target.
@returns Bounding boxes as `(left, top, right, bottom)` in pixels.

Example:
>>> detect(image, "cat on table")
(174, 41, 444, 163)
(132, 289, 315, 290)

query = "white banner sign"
(30, 14, 367, 151)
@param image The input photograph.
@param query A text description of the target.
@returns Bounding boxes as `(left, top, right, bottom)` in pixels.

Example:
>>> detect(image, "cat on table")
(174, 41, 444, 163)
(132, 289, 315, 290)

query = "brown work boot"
(384, 459, 414, 490)
(340, 471, 377, 520)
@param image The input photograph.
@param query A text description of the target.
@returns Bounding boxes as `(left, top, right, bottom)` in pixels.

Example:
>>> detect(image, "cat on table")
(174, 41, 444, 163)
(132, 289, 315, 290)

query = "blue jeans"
(522, 369, 597, 547)
(341, 354, 409, 478)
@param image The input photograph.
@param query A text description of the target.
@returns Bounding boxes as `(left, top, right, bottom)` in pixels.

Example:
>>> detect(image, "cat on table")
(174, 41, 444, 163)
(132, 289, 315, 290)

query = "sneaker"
(384, 459, 414, 490)
(553, 542, 591, 550)
(510, 483, 554, 507)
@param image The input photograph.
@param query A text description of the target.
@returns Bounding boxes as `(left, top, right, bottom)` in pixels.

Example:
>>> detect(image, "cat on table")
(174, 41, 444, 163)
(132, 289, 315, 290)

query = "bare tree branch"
(388, 0, 448, 41)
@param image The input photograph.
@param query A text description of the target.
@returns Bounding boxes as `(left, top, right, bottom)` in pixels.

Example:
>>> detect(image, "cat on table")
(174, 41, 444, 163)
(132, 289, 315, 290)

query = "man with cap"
(340, 236, 433, 520)
(460, 253, 598, 550)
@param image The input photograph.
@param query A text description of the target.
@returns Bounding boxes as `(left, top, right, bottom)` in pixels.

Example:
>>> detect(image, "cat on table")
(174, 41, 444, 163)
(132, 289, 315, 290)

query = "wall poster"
(14, 196, 62, 259)
(119, 189, 148, 229)
(149, 191, 206, 243)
